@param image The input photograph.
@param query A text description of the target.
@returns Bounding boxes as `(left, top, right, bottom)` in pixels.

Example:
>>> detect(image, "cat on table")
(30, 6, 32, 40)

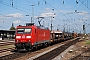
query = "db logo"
(22, 35, 25, 38)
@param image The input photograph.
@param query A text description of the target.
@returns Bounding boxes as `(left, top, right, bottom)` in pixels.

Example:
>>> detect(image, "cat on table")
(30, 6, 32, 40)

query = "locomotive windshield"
(17, 28, 31, 34)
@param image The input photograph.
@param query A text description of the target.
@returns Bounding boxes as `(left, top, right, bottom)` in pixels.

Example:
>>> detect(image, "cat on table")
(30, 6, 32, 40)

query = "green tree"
(10, 23, 16, 30)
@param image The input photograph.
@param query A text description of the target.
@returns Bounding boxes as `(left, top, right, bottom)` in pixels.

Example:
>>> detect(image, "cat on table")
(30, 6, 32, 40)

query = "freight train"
(15, 23, 78, 51)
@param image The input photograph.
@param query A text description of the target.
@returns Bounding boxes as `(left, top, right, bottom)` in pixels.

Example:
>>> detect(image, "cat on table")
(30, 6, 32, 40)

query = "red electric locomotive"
(15, 23, 50, 50)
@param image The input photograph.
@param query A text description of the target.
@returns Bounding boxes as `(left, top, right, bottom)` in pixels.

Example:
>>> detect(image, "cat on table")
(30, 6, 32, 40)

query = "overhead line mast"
(31, 4, 35, 23)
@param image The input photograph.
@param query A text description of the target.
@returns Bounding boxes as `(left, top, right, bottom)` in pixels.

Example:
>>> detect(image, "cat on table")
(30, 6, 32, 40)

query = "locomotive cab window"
(17, 28, 31, 34)
(17, 29, 24, 33)
(24, 29, 31, 33)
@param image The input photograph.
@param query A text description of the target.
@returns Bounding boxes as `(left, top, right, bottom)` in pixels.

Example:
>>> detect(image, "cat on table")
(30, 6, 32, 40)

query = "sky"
(0, 0, 90, 33)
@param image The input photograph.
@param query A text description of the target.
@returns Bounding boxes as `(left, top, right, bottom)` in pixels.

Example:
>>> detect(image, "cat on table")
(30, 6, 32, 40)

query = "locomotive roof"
(37, 26, 49, 30)
(17, 24, 49, 30)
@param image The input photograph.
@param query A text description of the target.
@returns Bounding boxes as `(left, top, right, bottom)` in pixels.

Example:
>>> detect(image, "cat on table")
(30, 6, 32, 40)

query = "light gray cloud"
(83, 17, 89, 20)
(79, 15, 90, 22)
(13, 20, 21, 24)
(6, 13, 23, 18)
(39, 12, 56, 17)
(77, 11, 89, 15)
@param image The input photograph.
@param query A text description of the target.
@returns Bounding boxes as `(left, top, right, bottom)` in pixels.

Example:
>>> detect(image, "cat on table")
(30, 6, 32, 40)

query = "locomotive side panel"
(36, 27, 50, 44)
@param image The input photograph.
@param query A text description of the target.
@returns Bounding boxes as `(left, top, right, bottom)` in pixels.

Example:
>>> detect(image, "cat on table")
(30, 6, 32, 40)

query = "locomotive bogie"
(15, 42, 31, 50)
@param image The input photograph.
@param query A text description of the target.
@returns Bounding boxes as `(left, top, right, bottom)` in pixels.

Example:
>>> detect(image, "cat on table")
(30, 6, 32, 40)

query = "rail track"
(0, 37, 80, 60)
(0, 43, 14, 46)
(0, 40, 14, 46)
(0, 52, 27, 60)
(0, 40, 14, 43)
(0, 47, 15, 53)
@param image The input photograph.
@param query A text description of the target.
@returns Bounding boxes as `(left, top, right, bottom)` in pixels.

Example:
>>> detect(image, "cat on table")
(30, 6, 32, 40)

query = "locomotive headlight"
(26, 36, 31, 38)
(16, 36, 21, 38)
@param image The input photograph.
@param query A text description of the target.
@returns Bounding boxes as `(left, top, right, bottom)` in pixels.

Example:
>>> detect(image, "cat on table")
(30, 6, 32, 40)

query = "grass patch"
(86, 40, 90, 44)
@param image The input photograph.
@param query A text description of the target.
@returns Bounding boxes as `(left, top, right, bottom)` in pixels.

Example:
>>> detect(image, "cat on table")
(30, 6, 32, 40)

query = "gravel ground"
(60, 37, 90, 60)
